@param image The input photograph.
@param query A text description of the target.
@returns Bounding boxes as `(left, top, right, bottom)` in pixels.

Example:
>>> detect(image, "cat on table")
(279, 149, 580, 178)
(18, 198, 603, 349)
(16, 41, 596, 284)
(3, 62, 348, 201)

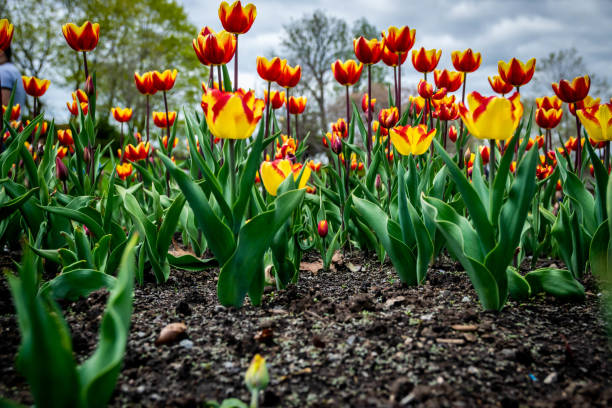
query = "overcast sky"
(181, 0, 612, 97)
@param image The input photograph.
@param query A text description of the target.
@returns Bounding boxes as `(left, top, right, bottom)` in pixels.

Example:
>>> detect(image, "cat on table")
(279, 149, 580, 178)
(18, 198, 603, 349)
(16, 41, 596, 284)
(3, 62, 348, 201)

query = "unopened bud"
(55, 157, 68, 181)
(83, 146, 91, 163)
(464, 147, 471, 163)
(375, 174, 382, 191)
(331, 136, 342, 155)
(317, 220, 328, 238)
(245, 354, 269, 392)
(84, 75, 94, 96)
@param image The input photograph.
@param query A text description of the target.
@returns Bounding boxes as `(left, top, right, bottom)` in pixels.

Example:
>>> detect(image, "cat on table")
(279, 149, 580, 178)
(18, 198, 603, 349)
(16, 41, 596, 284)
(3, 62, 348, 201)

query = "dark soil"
(1, 251, 611, 407)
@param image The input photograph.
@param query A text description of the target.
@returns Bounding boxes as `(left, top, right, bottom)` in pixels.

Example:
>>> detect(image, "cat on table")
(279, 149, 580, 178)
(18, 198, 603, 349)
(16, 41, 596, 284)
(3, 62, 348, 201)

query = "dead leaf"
(300, 260, 323, 274)
(155, 322, 187, 346)
(451, 324, 478, 332)
(254, 328, 274, 344)
(264, 264, 275, 284)
(331, 251, 343, 264)
(463, 333, 477, 342)
(347, 262, 361, 272)
(436, 338, 465, 345)
(384, 296, 406, 308)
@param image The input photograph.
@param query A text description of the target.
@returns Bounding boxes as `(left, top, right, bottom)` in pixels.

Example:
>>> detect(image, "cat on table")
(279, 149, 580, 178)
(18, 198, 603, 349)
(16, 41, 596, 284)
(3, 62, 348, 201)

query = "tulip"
(245, 353, 269, 408)
(409, 96, 428, 116)
(332, 118, 348, 138)
(459, 92, 524, 181)
(56, 156, 69, 182)
(535, 108, 562, 130)
(153, 111, 176, 128)
(201, 88, 264, 140)
(57, 146, 69, 160)
(2, 104, 20, 121)
(378, 107, 399, 129)
(22, 76, 50, 98)
(488, 76, 514, 96)
(264, 90, 285, 110)
(62, 21, 100, 83)
(123, 142, 150, 162)
(448, 125, 458, 143)
(479, 145, 490, 165)
(331, 59, 363, 86)
(578, 103, 612, 142)
(259, 159, 311, 196)
(0, 19, 14, 51)
(308, 160, 322, 172)
(66, 98, 88, 116)
(275, 62, 301, 136)
(134, 72, 157, 95)
(257, 56, 283, 82)
(318, 220, 329, 238)
(116, 162, 133, 181)
(451, 48, 482, 73)
(152, 69, 178, 92)
(112, 107, 133, 123)
(353, 37, 383, 65)
(193, 31, 236, 67)
(57, 129, 74, 146)
(536, 95, 563, 111)
(497, 57, 536, 90)
(381, 26, 414, 117)
(417, 80, 446, 100)
(381, 45, 408, 67)
(411, 47, 441, 74)
(162, 135, 178, 150)
(389, 124, 437, 156)
(569, 95, 599, 116)
(330, 133, 343, 154)
(361, 94, 376, 114)
(436, 102, 459, 121)
(219, 1, 257, 91)
(433, 69, 463, 93)
(287, 96, 307, 115)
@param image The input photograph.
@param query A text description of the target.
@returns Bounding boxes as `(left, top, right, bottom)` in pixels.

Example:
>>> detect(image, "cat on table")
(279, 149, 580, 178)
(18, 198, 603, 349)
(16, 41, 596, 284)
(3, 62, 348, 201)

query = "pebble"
(347, 335, 356, 345)
(223, 361, 235, 369)
(136, 385, 146, 393)
(461, 296, 471, 302)
(179, 339, 194, 349)
(467, 366, 480, 376)
(544, 372, 558, 384)
(420, 313, 434, 321)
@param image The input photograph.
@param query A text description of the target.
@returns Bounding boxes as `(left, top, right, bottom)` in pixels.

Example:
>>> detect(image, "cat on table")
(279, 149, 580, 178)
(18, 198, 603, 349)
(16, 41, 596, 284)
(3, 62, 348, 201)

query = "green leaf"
(525, 268, 585, 300)
(556, 151, 597, 235)
(217, 189, 305, 307)
(39, 269, 116, 301)
(156, 194, 186, 256)
(78, 235, 138, 408)
(167, 253, 217, 271)
(506, 267, 531, 300)
(42, 205, 105, 240)
(585, 140, 608, 222)
(590, 220, 612, 281)
(0, 187, 38, 222)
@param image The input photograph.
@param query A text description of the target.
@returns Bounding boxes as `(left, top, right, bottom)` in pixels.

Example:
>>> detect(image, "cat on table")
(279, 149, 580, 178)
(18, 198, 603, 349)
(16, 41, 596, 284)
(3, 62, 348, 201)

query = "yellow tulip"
(201, 88, 264, 140)
(245, 354, 269, 392)
(389, 124, 436, 156)
(259, 159, 311, 196)
(458, 91, 523, 141)
(577, 103, 612, 142)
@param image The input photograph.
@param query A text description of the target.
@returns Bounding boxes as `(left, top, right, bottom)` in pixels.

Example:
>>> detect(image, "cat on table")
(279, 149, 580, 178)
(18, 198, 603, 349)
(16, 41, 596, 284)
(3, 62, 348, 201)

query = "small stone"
(420, 313, 434, 321)
(214, 305, 225, 313)
(543, 372, 558, 384)
(347, 335, 356, 345)
(501, 348, 516, 359)
(136, 331, 146, 338)
(467, 366, 480, 376)
(461, 296, 471, 302)
(347, 262, 362, 272)
(136, 385, 146, 393)
(179, 339, 193, 349)
(452, 324, 478, 331)
(223, 361, 235, 369)
(155, 322, 187, 346)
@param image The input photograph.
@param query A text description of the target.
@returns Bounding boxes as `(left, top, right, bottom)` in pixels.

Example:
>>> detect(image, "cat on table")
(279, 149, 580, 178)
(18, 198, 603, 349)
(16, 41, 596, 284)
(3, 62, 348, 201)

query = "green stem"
(229, 139, 236, 204)
(250, 389, 259, 408)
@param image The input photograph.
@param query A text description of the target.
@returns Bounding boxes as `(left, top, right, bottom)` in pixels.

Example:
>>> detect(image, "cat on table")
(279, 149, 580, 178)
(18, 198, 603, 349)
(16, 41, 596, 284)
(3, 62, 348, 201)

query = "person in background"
(0, 45, 26, 116)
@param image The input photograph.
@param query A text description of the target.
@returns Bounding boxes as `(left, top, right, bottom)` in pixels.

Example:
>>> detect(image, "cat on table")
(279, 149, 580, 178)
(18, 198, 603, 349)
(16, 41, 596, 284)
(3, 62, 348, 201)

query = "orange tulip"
(276, 62, 301, 88)
(152, 69, 178, 92)
(153, 111, 176, 128)
(497, 58, 536, 88)
(411, 47, 441, 73)
(193, 31, 236, 66)
(381, 44, 408, 67)
(287, 96, 307, 115)
(57, 129, 74, 146)
(451, 49, 482, 73)
(535, 108, 563, 129)
(257, 56, 283, 82)
(479, 145, 490, 165)
(353, 37, 383, 65)
(2, 104, 20, 121)
(134, 72, 157, 95)
(62, 22, 100, 52)
(488, 75, 514, 95)
(22, 76, 50, 98)
(552, 75, 590, 104)
(116, 162, 133, 181)
(218, 1, 256, 35)
(536, 95, 563, 110)
(378, 107, 399, 129)
(331, 59, 364, 86)
(264, 90, 286, 110)
(0, 19, 14, 51)
(433, 69, 463, 93)
(381, 26, 416, 54)
(111, 107, 133, 123)
(66, 93, 88, 116)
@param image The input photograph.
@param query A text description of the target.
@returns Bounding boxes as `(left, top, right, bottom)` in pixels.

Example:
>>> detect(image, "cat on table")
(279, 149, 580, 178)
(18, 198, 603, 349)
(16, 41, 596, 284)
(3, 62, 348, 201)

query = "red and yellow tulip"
(417, 80, 446, 100)
(552, 75, 590, 104)
(569, 95, 600, 116)
(201, 88, 264, 140)
(153, 111, 176, 128)
(57, 129, 74, 146)
(361, 93, 376, 114)
(0, 19, 14, 51)
(497, 58, 536, 88)
(287, 96, 307, 115)
(381, 26, 416, 54)
(264, 90, 285, 110)
(193, 30, 236, 66)
(411, 47, 441, 73)
(458, 92, 523, 141)
(331, 59, 363, 86)
(276, 62, 301, 89)
(152, 69, 178, 92)
(122, 142, 150, 162)
(22, 76, 50, 98)
(451, 49, 482, 73)
(116, 162, 133, 181)
(577, 102, 612, 142)
(378, 107, 399, 129)
(353, 37, 383, 65)
(162, 135, 178, 150)
(257, 56, 283, 82)
(134, 72, 157, 95)
(381, 44, 408, 67)
(488, 75, 514, 95)
(62, 21, 100, 52)
(317, 220, 329, 238)
(389, 124, 436, 156)
(259, 159, 311, 196)
(111, 107, 133, 123)
(433, 69, 463, 93)
(535, 108, 563, 129)
(2, 104, 20, 121)
(536, 95, 563, 110)
(218, 1, 257, 35)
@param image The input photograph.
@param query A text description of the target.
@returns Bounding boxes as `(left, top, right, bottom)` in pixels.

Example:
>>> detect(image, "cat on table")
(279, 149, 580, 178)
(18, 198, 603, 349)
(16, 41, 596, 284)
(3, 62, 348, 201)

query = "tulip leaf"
(159, 152, 236, 265)
(167, 253, 218, 271)
(433, 139, 495, 252)
(353, 196, 418, 285)
(524, 268, 585, 300)
(42, 205, 105, 239)
(590, 220, 612, 281)
(39, 269, 117, 301)
(217, 189, 305, 307)
(556, 151, 597, 235)
(0, 187, 38, 222)
(490, 133, 520, 225)
(156, 194, 186, 256)
(506, 267, 531, 300)
(585, 140, 608, 222)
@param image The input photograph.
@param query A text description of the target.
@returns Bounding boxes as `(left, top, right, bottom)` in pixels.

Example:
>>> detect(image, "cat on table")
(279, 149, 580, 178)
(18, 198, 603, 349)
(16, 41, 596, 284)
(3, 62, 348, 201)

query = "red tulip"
(152, 69, 178, 92)
(433, 69, 463, 93)
(218, 1, 256, 35)
(353, 37, 383, 65)
(451, 49, 482, 73)
(498, 58, 536, 88)
(331, 59, 363, 86)
(22, 76, 50, 98)
(288, 96, 307, 115)
(552, 75, 590, 104)
(276, 62, 301, 88)
(134, 72, 157, 95)
(488, 75, 514, 95)
(411, 47, 441, 73)
(62, 21, 100, 52)
(381, 26, 416, 54)
(257, 56, 283, 82)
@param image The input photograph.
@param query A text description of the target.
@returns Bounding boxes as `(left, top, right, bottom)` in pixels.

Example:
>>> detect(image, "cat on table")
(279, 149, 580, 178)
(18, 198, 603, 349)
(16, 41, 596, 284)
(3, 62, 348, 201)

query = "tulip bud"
(318, 220, 328, 238)
(245, 354, 269, 392)
(331, 135, 342, 155)
(55, 157, 68, 181)
(84, 75, 94, 95)
(464, 147, 471, 164)
(448, 125, 458, 142)
(83, 146, 91, 163)
(375, 174, 382, 191)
